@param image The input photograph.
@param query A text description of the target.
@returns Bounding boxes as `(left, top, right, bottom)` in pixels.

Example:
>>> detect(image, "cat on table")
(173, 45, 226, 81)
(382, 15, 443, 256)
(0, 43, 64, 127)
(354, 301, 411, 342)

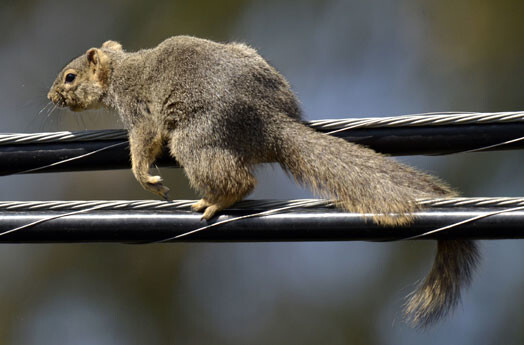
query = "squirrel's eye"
(65, 73, 76, 83)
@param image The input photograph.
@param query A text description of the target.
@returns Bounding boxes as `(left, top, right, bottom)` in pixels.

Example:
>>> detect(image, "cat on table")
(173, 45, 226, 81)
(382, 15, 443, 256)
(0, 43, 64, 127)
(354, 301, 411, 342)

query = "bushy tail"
(276, 119, 454, 225)
(276, 119, 479, 326)
(404, 240, 480, 327)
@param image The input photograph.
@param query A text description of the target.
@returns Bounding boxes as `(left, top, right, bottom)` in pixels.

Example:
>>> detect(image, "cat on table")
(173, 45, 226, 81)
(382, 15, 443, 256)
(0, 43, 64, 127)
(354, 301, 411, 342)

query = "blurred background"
(1, 0, 524, 344)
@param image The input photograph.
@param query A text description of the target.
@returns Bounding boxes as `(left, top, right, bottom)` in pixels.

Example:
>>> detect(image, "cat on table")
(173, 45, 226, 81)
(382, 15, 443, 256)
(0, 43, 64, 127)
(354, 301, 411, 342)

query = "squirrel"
(48, 36, 479, 327)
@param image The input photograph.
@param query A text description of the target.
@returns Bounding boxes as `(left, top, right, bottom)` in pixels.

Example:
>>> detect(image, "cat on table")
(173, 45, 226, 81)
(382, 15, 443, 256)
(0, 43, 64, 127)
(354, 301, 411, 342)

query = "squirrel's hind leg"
(182, 149, 256, 220)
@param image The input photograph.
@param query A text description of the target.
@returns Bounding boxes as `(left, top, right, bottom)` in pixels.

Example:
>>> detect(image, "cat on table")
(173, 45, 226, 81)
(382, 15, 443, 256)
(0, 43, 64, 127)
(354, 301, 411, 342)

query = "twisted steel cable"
(0, 129, 125, 145)
(309, 111, 524, 131)
(0, 197, 523, 211)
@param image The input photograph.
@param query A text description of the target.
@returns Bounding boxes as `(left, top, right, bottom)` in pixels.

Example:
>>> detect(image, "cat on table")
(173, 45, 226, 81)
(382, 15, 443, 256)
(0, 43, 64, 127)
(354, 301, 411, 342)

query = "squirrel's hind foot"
(191, 199, 211, 212)
(192, 196, 239, 221)
(192, 200, 223, 221)
(201, 205, 221, 220)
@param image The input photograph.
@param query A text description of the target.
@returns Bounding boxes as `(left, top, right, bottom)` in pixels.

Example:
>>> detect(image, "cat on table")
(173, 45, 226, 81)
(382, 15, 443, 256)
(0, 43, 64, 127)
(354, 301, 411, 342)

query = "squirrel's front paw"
(145, 175, 170, 200)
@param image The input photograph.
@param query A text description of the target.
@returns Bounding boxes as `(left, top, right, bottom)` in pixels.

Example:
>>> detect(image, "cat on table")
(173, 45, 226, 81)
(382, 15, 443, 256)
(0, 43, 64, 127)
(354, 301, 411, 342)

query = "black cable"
(1, 123, 523, 175)
(1, 206, 523, 243)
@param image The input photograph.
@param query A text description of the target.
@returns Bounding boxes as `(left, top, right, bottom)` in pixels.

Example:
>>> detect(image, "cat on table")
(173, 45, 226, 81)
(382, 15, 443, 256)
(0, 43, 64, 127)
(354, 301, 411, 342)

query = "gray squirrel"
(47, 36, 479, 327)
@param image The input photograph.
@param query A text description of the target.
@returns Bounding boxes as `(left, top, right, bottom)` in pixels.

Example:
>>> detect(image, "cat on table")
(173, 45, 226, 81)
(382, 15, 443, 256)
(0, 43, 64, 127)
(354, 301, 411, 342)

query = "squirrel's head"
(47, 40, 123, 112)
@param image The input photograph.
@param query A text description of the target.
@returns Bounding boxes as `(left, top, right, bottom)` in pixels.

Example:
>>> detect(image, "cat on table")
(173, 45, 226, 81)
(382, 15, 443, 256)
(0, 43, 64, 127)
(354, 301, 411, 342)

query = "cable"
(0, 197, 523, 243)
(2, 112, 524, 175)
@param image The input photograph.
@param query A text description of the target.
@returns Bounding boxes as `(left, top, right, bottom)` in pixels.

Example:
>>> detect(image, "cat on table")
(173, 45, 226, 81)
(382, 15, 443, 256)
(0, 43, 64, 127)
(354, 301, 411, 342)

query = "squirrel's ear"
(102, 40, 123, 51)
(86, 48, 110, 83)
(86, 48, 110, 68)
(86, 48, 101, 67)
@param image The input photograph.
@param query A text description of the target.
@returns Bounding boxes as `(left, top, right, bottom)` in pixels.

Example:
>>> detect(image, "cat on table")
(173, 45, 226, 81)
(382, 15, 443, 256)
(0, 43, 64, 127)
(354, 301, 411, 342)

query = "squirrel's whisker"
(38, 101, 53, 115)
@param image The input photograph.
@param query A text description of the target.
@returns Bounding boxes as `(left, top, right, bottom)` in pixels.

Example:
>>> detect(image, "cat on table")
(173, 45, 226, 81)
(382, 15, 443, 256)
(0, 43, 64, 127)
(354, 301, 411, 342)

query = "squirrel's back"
(109, 35, 301, 129)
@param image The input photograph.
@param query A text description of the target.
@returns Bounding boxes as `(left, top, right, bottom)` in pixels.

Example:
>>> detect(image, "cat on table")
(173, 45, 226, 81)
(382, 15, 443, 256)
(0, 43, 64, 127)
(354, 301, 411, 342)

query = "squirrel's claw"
(160, 190, 171, 201)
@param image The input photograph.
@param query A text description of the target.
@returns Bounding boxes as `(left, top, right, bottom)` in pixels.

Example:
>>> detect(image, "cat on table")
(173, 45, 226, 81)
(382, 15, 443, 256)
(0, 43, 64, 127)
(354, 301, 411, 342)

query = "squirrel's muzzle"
(47, 90, 66, 108)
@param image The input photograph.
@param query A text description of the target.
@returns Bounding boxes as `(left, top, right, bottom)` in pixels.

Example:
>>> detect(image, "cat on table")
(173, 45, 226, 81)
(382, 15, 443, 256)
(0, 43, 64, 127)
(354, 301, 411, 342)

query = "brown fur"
(48, 36, 480, 326)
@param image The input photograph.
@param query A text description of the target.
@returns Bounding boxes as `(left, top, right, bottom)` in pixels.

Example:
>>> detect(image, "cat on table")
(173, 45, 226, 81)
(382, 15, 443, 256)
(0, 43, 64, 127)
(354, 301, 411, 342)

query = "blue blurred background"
(1, 0, 523, 343)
